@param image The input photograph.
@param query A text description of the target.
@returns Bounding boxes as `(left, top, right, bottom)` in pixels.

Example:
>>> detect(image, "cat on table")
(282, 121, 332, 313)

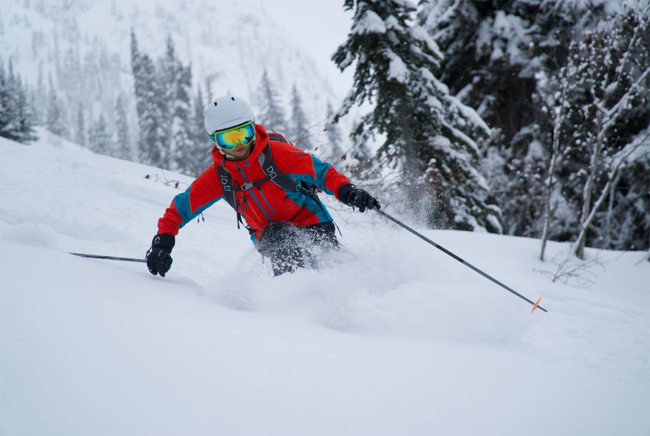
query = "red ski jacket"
(157, 124, 350, 242)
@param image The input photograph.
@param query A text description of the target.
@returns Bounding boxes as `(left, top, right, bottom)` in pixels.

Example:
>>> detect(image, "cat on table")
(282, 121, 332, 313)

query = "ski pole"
(376, 209, 547, 313)
(69, 252, 146, 263)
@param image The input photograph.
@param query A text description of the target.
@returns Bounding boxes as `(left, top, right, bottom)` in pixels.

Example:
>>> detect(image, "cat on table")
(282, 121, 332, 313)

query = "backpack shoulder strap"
(215, 165, 252, 231)
(258, 144, 326, 209)
(215, 165, 237, 210)
(258, 144, 299, 193)
(268, 132, 291, 144)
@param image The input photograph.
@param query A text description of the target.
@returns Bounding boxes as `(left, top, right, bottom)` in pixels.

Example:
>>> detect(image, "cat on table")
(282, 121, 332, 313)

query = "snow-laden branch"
(601, 68, 650, 133)
(613, 5, 650, 85)
(573, 129, 650, 258)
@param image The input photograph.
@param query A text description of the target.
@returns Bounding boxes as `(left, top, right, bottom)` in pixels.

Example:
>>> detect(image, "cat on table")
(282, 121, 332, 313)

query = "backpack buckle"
(240, 182, 254, 191)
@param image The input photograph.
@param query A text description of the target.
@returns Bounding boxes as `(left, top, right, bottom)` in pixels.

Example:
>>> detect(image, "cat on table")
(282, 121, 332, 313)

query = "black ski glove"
(338, 183, 380, 213)
(146, 234, 175, 277)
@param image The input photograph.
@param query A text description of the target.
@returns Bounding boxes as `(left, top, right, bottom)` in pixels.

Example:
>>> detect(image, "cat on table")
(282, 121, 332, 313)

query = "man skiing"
(146, 94, 379, 277)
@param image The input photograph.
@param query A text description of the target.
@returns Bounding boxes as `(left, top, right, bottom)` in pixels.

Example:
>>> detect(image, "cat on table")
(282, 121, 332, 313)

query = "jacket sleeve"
(274, 143, 350, 199)
(157, 166, 224, 235)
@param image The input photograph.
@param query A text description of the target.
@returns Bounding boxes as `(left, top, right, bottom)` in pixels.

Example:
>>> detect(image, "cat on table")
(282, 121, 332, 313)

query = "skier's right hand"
(146, 234, 175, 277)
(338, 183, 380, 213)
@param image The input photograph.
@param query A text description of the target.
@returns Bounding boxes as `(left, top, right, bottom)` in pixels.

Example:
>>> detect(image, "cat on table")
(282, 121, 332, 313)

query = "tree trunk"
(540, 90, 568, 261)
(574, 173, 614, 259)
(540, 151, 558, 261)
(575, 114, 605, 259)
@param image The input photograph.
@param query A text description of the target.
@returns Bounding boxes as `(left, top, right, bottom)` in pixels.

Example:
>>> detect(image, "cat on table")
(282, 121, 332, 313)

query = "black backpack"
(215, 132, 322, 230)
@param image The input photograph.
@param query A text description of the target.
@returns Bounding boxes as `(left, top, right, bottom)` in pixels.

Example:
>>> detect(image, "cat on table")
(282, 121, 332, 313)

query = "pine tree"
(341, 119, 373, 182)
(46, 74, 67, 138)
(418, 0, 606, 239)
(131, 30, 166, 167)
(75, 104, 86, 147)
(191, 85, 212, 174)
(171, 64, 200, 175)
(481, 131, 548, 238)
(139, 54, 166, 167)
(193, 85, 206, 146)
(0, 61, 9, 134)
(158, 35, 179, 168)
(257, 68, 287, 133)
(88, 113, 113, 155)
(115, 94, 132, 161)
(32, 63, 45, 125)
(0, 59, 36, 144)
(324, 101, 345, 163)
(0, 59, 17, 141)
(333, 0, 500, 232)
(15, 76, 37, 144)
(288, 84, 313, 151)
(130, 29, 142, 105)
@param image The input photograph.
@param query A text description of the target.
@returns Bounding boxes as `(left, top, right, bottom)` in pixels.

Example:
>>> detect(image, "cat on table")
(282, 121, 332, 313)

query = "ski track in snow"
(1, 130, 649, 435)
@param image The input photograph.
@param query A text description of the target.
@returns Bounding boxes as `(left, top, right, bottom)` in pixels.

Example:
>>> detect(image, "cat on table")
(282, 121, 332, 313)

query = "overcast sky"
(257, 0, 355, 92)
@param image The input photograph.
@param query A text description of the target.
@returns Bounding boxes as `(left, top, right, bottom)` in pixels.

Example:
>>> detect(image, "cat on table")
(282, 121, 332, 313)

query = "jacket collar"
(212, 124, 269, 170)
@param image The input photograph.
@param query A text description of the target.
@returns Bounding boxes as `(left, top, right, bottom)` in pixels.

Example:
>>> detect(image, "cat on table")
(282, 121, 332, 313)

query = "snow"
(445, 94, 492, 136)
(616, 124, 650, 166)
(476, 11, 533, 66)
(1, 130, 649, 435)
(352, 9, 387, 35)
(408, 25, 444, 60)
(385, 49, 410, 83)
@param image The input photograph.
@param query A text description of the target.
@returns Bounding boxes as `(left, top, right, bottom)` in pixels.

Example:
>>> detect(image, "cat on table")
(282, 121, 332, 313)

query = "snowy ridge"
(1, 131, 649, 435)
(1, 0, 351, 146)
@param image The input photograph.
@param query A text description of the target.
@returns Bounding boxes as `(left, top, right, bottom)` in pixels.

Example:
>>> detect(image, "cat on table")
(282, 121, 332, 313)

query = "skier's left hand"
(338, 184, 380, 212)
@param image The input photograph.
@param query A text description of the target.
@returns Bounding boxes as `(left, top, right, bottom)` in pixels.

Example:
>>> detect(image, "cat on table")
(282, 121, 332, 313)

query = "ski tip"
(531, 297, 543, 314)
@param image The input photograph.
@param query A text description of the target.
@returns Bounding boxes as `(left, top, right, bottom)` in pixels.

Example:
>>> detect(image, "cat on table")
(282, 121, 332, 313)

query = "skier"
(146, 94, 379, 277)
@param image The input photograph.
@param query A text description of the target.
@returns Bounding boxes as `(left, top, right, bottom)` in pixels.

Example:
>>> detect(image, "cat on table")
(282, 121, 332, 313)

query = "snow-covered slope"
(1, 131, 649, 435)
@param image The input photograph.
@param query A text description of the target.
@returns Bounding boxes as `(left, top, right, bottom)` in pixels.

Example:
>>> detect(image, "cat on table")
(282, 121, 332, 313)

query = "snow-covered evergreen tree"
(324, 101, 345, 164)
(114, 94, 132, 161)
(170, 64, 200, 176)
(74, 104, 86, 147)
(189, 85, 212, 175)
(14, 76, 37, 144)
(158, 35, 180, 168)
(0, 60, 11, 139)
(340, 119, 373, 183)
(334, 0, 500, 232)
(418, 0, 605, 239)
(30, 63, 46, 126)
(256, 69, 287, 134)
(481, 128, 548, 238)
(131, 30, 166, 167)
(288, 84, 313, 151)
(193, 86, 206, 144)
(0, 59, 36, 144)
(46, 74, 67, 138)
(88, 113, 113, 155)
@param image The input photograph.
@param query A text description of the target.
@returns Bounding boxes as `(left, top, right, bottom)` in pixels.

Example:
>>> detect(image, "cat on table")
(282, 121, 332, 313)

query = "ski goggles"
(209, 121, 256, 151)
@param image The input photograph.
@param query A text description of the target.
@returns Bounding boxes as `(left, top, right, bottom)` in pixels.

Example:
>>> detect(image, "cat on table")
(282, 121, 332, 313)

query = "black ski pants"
(257, 221, 339, 276)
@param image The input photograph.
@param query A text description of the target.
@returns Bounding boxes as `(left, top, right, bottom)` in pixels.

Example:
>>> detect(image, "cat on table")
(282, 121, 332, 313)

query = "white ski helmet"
(204, 95, 255, 136)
